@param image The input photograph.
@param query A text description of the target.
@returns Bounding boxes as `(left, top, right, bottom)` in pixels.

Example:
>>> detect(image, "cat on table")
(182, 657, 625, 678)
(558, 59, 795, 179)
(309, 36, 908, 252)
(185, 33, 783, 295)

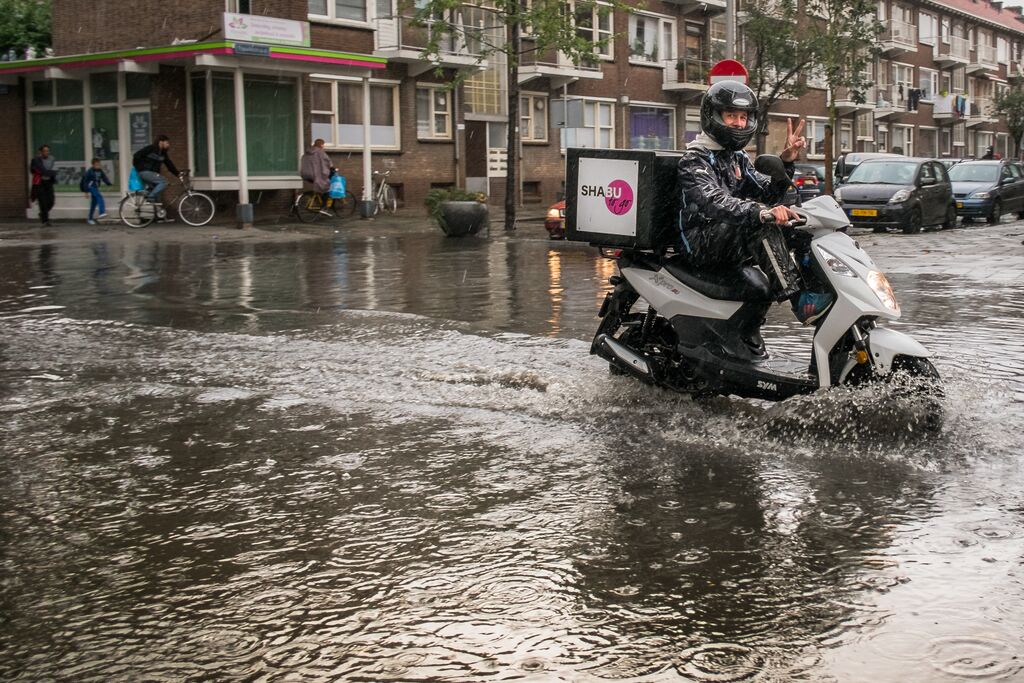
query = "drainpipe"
(359, 75, 376, 218)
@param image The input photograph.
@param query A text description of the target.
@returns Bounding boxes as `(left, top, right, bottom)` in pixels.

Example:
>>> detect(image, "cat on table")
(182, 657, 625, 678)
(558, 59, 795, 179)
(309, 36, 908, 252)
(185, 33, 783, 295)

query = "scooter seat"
(663, 257, 773, 302)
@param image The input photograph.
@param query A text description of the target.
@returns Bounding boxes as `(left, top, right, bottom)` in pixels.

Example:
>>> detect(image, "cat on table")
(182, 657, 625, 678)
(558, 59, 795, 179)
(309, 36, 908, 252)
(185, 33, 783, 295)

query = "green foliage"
(0, 0, 51, 58)
(994, 88, 1024, 155)
(424, 186, 486, 220)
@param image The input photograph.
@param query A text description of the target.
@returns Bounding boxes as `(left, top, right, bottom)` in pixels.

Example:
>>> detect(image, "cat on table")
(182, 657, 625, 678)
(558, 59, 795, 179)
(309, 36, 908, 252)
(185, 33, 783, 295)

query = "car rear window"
(846, 161, 919, 184)
(947, 164, 999, 182)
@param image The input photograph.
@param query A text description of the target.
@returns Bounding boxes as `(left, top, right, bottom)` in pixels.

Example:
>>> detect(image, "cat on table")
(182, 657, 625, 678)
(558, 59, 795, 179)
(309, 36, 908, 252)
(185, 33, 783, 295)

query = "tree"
(802, 0, 882, 193)
(0, 0, 51, 59)
(740, 0, 816, 154)
(413, 0, 624, 231)
(994, 88, 1024, 159)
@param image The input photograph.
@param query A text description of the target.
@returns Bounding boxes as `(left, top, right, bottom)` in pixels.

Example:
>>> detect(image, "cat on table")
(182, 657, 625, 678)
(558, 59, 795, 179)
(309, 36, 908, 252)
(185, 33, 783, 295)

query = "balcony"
(832, 86, 876, 115)
(880, 19, 917, 55)
(373, 15, 486, 76)
(873, 84, 907, 119)
(933, 93, 965, 121)
(936, 36, 971, 66)
(663, 0, 726, 14)
(663, 57, 710, 99)
(967, 96, 998, 126)
(967, 44, 999, 75)
(519, 48, 603, 88)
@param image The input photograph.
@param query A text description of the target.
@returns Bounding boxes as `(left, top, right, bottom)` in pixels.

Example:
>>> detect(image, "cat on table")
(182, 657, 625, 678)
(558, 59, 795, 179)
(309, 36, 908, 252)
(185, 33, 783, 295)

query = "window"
(561, 100, 614, 149)
(919, 12, 936, 45)
(953, 122, 965, 146)
(417, 85, 452, 140)
(892, 125, 913, 155)
(940, 128, 951, 156)
(520, 93, 548, 142)
(919, 128, 937, 157)
(628, 12, 675, 65)
(806, 119, 826, 156)
(998, 37, 1009, 64)
(227, 0, 251, 11)
(892, 63, 913, 106)
(309, 0, 367, 23)
(919, 68, 938, 101)
(575, 1, 613, 60)
(857, 111, 873, 140)
(685, 115, 701, 144)
(309, 78, 400, 150)
(465, 61, 504, 115)
(709, 17, 726, 61)
(629, 106, 674, 149)
(952, 67, 965, 93)
(941, 18, 950, 44)
(839, 122, 853, 152)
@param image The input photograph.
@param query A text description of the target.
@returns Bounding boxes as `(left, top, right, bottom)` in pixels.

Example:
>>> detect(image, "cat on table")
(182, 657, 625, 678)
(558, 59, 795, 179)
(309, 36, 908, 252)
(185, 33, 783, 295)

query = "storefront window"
(245, 79, 298, 175)
(191, 75, 210, 177)
(30, 110, 85, 192)
(90, 73, 118, 104)
(55, 79, 83, 107)
(91, 108, 119, 186)
(124, 73, 151, 100)
(212, 76, 239, 175)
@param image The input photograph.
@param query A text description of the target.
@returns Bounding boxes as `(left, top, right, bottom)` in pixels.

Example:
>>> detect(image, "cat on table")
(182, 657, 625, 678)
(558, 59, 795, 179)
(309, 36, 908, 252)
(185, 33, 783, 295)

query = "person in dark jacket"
(132, 135, 180, 214)
(677, 81, 832, 324)
(29, 144, 58, 226)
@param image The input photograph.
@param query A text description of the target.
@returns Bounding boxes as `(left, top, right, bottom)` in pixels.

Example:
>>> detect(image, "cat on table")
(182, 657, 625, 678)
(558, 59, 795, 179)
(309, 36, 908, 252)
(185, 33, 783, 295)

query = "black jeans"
(684, 221, 803, 302)
(36, 181, 55, 223)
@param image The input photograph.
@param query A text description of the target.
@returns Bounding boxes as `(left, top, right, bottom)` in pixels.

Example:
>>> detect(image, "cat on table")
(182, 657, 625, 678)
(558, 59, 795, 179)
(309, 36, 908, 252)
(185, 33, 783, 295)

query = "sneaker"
(793, 291, 835, 325)
(318, 210, 332, 216)
(87, 219, 97, 225)
(97, 212, 108, 219)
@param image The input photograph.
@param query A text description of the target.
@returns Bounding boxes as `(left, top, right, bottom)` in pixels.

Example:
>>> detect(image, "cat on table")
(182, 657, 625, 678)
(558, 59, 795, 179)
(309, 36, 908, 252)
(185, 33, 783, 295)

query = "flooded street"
(1, 219, 1023, 681)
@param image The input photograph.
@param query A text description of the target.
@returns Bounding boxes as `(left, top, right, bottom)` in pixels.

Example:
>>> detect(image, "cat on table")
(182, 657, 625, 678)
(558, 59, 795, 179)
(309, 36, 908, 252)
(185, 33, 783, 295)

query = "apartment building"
(1, 0, 1023, 220)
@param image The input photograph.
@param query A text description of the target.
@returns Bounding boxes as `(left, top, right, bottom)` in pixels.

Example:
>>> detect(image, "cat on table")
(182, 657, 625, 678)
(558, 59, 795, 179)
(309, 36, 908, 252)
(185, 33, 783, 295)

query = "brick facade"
(0, 82, 27, 218)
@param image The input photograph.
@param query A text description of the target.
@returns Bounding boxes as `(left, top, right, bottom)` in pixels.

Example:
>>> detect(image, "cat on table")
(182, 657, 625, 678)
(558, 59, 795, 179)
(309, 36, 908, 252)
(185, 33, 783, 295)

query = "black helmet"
(700, 81, 759, 152)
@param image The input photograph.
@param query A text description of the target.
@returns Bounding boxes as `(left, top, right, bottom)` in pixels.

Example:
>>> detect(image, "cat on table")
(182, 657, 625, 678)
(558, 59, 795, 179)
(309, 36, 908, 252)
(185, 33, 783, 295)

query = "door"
(120, 106, 151, 190)
(465, 120, 488, 195)
(916, 162, 939, 224)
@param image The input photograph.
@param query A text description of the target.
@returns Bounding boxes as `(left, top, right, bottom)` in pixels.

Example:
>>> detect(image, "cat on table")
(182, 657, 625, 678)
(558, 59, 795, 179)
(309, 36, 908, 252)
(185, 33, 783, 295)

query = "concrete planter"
(437, 201, 489, 237)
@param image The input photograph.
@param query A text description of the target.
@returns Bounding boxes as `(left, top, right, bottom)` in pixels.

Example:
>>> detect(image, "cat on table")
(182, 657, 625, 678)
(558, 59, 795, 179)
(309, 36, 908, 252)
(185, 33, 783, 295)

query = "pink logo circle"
(605, 179, 634, 215)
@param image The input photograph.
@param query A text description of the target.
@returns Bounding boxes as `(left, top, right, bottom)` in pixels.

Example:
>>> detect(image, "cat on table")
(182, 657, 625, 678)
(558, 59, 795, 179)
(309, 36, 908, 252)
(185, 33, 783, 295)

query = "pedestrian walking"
(81, 159, 112, 225)
(29, 144, 58, 226)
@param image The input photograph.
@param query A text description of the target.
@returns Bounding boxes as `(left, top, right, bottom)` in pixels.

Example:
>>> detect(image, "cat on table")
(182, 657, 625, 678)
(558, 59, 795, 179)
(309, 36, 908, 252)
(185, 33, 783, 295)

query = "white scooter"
(591, 155, 941, 403)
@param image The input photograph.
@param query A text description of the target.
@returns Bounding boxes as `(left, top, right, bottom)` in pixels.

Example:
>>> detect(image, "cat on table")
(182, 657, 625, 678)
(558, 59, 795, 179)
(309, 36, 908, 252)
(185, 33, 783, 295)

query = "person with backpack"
(29, 144, 58, 226)
(300, 138, 334, 215)
(80, 159, 113, 225)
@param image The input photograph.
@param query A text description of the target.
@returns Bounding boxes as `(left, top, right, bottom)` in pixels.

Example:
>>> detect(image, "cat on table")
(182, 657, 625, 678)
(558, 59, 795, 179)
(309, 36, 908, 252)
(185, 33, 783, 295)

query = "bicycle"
(119, 170, 216, 228)
(371, 169, 397, 215)
(291, 188, 357, 223)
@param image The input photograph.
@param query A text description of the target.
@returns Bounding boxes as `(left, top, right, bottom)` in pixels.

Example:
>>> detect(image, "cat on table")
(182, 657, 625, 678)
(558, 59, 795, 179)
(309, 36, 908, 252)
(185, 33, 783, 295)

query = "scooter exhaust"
(593, 334, 653, 381)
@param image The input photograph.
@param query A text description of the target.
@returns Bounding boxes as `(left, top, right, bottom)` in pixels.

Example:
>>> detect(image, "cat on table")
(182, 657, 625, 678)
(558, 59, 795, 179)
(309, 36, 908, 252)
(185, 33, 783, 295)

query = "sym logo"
(580, 179, 635, 216)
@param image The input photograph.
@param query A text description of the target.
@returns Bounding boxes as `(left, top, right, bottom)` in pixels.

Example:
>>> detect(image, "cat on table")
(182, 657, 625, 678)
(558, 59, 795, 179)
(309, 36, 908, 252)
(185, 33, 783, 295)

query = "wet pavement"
(1, 213, 1023, 681)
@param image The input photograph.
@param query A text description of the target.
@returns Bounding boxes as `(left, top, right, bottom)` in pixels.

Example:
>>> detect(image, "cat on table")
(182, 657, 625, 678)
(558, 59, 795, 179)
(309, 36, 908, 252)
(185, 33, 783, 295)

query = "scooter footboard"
(867, 327, 931, 373)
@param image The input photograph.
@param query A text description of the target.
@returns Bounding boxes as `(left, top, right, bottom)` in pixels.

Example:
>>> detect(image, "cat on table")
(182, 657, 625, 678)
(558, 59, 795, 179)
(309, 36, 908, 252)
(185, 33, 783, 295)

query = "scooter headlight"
(867, 270, 899, 313)
(815, 246, 857, 277)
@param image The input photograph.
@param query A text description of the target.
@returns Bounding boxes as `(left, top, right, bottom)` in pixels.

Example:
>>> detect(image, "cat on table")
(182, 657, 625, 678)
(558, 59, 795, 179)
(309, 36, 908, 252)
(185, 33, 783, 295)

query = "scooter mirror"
(754, 154, 789, 182)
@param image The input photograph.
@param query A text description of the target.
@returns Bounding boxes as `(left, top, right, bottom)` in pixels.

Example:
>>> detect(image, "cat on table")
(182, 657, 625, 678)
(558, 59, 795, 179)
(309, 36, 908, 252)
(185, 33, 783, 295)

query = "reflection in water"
(1, 226, 1023, 681)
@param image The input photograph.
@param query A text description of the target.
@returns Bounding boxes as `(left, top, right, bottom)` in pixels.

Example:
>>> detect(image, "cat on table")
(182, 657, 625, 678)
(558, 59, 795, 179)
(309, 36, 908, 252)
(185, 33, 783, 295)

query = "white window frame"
(857, 111, 874, 141)
(627, 103, 676, 150)
(998, 37, 1009, 64)
(892, 124, 913, 156)
(806, 118, 828, 158)
(953, 122, 965, 147)
(227, 0, 251, 12)
(308, 0, 370, 26)
(941, 18, 951, 45)
(918, 126, 938, 157)
(919, 12, 936, 46)
(520, 92, 549, 143)
(919, 67, 938, 101)
(573, 0, 614, 61)
(627, 10, 676, 66)
(559, 98, 615, 151)
(839, 121, 853, 152)
(416, 84, 452, 141)
(310, 77, 401, 151)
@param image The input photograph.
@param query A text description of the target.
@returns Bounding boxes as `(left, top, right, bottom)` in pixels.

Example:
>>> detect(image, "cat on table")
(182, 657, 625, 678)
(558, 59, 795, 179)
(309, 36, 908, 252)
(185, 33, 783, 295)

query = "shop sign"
(224, 13, 310, 47)
(233, 42, 272, 57)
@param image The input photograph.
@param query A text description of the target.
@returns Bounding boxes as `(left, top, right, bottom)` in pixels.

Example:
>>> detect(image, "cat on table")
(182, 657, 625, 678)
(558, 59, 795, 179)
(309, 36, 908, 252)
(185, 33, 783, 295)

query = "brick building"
(1, 0, 1023, 221)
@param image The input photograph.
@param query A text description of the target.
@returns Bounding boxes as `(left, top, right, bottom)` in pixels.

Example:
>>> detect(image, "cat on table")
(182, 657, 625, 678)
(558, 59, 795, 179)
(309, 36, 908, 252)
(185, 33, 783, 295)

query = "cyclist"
(300, 138, 334, 216)
(133, 135, 181, 220)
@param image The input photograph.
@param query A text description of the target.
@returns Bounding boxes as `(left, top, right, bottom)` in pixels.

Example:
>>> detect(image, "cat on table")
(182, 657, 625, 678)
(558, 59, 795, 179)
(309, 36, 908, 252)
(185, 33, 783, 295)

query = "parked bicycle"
(291, 188, 357, 223)
(119, 170, 215, 228)
(371, 169, 397, 215)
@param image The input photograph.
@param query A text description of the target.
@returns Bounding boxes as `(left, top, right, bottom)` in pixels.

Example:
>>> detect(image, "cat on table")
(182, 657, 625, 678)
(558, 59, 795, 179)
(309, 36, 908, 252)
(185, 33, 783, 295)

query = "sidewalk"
(0, 206, 551, 246)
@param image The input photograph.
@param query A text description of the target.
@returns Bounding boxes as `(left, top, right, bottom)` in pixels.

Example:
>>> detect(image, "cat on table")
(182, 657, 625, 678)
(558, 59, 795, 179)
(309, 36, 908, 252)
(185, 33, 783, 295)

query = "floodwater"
(1, 220, 1023, 681)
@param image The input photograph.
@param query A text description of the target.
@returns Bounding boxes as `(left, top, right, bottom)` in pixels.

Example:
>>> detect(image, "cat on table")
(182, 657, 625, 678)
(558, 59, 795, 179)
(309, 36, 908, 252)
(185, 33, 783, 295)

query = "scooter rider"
(677, 81, 833, 324)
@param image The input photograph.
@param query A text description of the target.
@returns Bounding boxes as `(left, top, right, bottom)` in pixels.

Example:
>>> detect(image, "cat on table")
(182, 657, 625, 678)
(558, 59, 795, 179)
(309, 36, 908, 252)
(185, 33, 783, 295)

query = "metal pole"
(234, 67, 252, 228)
(725, 0, 736, 61)
(358, 76, 376, 217)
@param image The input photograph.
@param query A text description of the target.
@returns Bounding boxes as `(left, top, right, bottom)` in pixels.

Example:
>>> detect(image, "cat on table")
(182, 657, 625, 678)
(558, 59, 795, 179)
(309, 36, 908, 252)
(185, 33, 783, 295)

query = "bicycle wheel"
(177, 192, 215, 226)
(381, 185, 397, 214)
(119, 193, 156, 228)
(295, 191, 325, 223)
(337, 191, 357, 217)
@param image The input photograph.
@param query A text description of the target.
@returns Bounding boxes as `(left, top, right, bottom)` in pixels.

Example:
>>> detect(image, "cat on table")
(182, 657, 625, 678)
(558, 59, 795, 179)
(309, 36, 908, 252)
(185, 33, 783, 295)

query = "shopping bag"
(329, 174, 346, 199)
(128, 167, 143, 192)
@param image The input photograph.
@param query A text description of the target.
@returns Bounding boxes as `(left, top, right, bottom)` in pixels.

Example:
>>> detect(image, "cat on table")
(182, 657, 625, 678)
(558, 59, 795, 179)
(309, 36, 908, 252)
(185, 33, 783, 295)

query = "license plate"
(956, 201, 964, 209)
(851, 208, 877, 217)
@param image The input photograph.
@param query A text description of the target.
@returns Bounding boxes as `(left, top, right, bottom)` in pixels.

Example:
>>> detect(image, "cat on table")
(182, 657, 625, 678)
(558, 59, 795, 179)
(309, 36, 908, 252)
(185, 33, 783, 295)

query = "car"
(938, 158, 968, 171)
(795, 162, 826, 184)
(545, 200, 566, 239)
(833, 157, 957, 233)
(835, 152, 901, 185)
(792, 168, 822, 203)
(947, 159, 1024, 224)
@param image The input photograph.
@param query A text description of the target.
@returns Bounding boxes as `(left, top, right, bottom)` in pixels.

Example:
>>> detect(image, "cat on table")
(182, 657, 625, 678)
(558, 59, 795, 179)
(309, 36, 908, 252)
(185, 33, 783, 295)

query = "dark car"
(835, 152, 901, 185)
(545, 200, 566, 239)
(834, 157, 957, 233)
(947, 160, 1024, 224)
(791, 165, 822, 203)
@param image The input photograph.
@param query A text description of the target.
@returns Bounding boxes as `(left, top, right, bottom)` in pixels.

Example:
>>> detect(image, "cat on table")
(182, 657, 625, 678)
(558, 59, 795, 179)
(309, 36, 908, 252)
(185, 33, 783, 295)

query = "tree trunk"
(756, 104, 768, 155)
(504, 22, 520, 231)
(824, 90, 837, 195)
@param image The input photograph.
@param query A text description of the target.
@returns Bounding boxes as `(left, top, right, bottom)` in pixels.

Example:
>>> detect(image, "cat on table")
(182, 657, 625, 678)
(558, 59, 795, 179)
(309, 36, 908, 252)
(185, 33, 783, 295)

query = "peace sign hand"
(781, 118, 806, 162)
